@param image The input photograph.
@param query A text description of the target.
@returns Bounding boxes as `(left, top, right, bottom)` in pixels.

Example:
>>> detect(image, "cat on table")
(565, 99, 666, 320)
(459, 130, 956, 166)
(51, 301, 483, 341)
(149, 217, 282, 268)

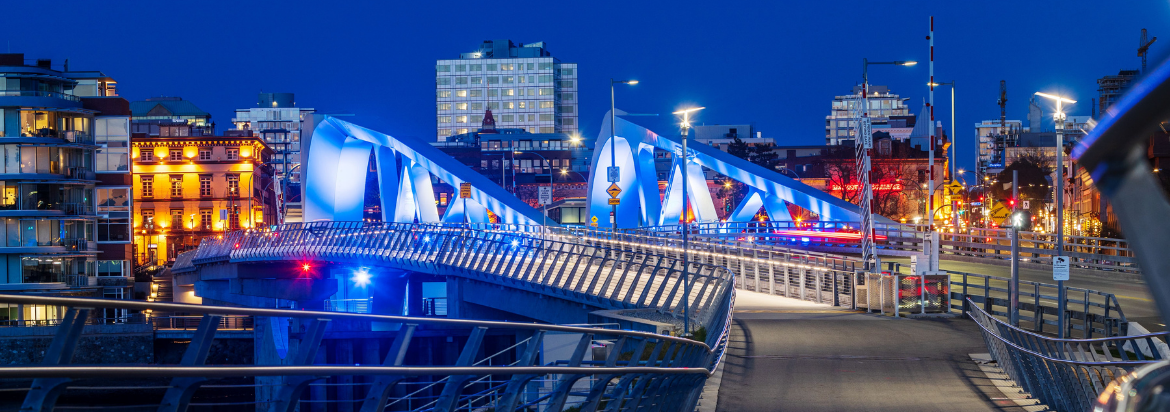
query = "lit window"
(227, 174, 240, 196)
(504, 89, 515, 96)
(500, 63, 514, 70)
(456, 103, 468, 110)
(140, 176, 153, 198)
(200, 210, 212, 230)
(456, 90, 468, 97)
(438, 103, 451, 111)
(540, 101, 554, 109)
(199, 176, 212, 197)
(171, 210, 183, 230)
(170, 175, 183, 198)
(456, 116, 468, 123)
(437, 90, 451, 98)
(503, 76, 513, 84)
(438, 116, 453, 123)
(504, 102, 514, 109)
(226, 148, 239, 160)
(198, 149, 211, 160)
(140, 149, 154, 162)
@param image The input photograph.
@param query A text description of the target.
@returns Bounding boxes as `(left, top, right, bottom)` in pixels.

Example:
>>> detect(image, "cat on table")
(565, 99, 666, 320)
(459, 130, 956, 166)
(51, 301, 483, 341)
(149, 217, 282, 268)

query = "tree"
(992, 152, 1054, 215)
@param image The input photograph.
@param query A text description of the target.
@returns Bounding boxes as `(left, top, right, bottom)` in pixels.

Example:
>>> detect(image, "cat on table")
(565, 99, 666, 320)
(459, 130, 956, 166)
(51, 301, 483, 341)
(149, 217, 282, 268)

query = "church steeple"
(479, 108, 497, 133)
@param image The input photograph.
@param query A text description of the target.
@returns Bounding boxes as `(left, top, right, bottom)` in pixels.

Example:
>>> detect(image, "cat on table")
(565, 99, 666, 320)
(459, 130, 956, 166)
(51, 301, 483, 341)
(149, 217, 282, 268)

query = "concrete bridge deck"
(715, 290, 1018, 411)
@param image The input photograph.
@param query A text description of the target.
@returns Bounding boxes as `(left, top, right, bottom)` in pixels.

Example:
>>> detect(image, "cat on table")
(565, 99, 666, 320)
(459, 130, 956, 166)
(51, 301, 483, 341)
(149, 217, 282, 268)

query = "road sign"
(606, 183, 622, 198)
(608, 198, 620, 205)
(607, 166, 620, 182)
(538, 186, 551, 205)
(459, 183, 472, 199)
(1021, 200, 1030, 209)
(590, 216, 598, 227)
(220, 209, 228, 220)
(1053, 255, 1070, 281)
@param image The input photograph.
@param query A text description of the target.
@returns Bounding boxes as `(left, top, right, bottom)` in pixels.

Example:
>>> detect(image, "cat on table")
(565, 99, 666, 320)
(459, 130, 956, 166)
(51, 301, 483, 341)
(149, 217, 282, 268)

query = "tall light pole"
(861, 58, 916, 273)
(674, 106, 704, 335)
(1035, 91, 1076, 338)
(609, 79, 638, 231)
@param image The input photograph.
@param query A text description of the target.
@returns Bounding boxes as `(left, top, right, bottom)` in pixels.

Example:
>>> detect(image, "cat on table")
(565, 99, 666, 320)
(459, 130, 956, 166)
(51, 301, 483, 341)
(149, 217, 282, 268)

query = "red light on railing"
(302, 263, 312, 272)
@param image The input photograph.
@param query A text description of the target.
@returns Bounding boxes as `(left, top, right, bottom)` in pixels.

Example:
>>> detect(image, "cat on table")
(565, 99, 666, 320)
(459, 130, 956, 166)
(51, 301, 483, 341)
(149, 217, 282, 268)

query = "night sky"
(3, 0, 1168, 173)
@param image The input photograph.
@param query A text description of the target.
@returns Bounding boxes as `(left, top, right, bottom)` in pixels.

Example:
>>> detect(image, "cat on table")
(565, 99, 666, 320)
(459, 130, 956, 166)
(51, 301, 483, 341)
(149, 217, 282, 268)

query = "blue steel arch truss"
(588, 112, 887, 228)
(302, 115, 548, 225)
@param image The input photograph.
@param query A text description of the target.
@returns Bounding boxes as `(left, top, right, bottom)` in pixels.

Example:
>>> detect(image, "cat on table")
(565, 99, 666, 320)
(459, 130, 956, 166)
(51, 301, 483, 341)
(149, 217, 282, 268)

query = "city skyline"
(2, 0, 1167, 174)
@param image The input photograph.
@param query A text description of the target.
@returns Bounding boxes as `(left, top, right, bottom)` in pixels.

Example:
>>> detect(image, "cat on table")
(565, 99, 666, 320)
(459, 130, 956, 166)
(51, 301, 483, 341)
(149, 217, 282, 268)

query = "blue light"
(511, 239, 520, 248)
(352, 268, 371, 287)
(423, 235, 431, 242)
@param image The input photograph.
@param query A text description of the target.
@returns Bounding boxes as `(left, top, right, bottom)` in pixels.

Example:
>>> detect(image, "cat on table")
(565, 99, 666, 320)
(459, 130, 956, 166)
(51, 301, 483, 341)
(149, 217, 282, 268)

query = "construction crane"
(998, 80, 1007, 135)
(1140, 28, 1157, 73)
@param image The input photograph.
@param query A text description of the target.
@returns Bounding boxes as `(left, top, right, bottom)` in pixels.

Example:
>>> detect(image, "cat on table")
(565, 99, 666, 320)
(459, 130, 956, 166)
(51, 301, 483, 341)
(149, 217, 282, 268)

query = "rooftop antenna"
(998, 80, 1007, 135)
(1140, 29, 1157, 74)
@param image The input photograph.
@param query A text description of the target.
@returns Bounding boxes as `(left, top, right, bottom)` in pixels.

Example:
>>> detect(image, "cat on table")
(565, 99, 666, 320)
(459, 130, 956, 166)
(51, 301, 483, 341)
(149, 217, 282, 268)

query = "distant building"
(436, 40, 578, 141)
(0, 53, 133, 323)
(132, 135, 275, 265)
(1098, 70, 1137, 117)
(825, 85, 911, 145)
(232, 93, 315, 183)
(432, 112, 591, 223)
(693, 124, 769, 150)
(130, 97, 214, 137)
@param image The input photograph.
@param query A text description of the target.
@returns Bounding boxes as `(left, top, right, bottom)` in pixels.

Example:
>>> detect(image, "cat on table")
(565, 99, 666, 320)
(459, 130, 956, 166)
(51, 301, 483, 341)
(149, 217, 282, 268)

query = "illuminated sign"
(830, 183, 904, 192)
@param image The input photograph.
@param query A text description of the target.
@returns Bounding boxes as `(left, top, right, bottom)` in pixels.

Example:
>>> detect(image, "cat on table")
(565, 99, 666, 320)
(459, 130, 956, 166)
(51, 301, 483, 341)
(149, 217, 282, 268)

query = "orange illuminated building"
(132, 134, 275, 265)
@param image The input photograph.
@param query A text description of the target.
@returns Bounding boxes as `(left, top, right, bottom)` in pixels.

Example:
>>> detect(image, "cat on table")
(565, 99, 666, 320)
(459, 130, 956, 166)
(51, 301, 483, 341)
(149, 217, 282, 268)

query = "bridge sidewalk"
(714, 290, 1029, 411)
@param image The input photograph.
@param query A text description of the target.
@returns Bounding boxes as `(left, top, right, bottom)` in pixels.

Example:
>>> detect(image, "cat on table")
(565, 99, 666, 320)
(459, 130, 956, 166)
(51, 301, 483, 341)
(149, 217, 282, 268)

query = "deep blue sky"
(3, 0, 1168, 172)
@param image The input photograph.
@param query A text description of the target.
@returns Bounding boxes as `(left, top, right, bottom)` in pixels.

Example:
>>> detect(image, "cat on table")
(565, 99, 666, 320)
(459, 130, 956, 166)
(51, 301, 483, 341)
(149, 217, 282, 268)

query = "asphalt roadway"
(716, 290, 1030, 411)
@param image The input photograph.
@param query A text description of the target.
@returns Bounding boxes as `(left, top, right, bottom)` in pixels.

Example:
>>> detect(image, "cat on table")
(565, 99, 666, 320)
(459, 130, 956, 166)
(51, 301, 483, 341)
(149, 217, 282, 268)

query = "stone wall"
(0, 324, 153, 365)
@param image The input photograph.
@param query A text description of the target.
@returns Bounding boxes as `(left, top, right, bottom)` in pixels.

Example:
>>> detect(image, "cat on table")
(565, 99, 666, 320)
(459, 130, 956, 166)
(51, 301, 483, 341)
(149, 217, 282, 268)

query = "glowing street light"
(673, 105, 704, 336)
(1034, 90, 1076, 338)
(608, 78, 638, 231)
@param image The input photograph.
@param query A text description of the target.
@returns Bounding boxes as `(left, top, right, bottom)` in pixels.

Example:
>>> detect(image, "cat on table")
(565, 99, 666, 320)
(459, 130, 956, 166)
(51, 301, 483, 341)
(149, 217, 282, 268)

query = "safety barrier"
(0, 294, 721, 412)
(645, 221, 1141, 275)
(968, 299, 1166, 412)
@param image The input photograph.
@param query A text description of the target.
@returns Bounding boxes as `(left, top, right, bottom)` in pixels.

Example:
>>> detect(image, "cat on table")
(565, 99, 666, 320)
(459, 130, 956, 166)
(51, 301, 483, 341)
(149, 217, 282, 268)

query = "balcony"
(0, 90, 81, 102)
(64, 167, 96, 180)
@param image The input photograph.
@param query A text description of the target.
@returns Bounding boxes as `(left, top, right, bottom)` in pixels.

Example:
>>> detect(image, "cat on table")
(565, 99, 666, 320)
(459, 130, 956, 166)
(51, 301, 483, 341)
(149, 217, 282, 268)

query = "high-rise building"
(436, 40, 578, 142)
(1097, 70, 1137, 117)
(232, 93, 315, 183)
(0, 53, 133, 322)
(825, 85, 911, 145)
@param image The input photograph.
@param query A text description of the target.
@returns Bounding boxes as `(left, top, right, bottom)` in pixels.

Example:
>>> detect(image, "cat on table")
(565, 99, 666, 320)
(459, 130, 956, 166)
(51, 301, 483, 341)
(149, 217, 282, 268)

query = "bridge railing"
(194, 222, 735, 337)
(0, 294, 719, 412)
(967, 298, 1167, 412)
(645, 221, 1141, 275)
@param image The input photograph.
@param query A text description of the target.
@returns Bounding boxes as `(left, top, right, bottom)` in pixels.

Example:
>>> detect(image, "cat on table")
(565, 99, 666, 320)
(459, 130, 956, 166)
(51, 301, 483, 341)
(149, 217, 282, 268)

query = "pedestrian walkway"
(716, 290, 1027, 411)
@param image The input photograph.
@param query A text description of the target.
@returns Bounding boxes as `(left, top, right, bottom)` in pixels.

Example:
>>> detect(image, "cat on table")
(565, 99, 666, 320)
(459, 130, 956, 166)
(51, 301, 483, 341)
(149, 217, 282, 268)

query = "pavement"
(715, 290, 1027, 411)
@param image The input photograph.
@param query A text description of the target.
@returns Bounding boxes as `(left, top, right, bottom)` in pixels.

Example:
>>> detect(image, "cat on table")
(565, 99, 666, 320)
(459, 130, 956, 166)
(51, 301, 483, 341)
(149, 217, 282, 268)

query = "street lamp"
(609, 79, 638, 231)
(673, 106, 704, 336)
(515, 151, 553, 227)
(860, 58, 916, 273)
(1034, 90, 1076, 338)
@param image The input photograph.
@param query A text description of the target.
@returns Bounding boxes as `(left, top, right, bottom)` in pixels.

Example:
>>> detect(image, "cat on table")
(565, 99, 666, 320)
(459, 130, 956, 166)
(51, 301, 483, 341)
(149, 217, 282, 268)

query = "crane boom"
(1140, 28, 1157, 73)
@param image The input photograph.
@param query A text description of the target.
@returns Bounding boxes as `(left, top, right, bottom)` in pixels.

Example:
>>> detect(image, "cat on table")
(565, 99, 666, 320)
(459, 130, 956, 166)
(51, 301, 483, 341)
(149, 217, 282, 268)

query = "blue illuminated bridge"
(0, 115, 1148, 411)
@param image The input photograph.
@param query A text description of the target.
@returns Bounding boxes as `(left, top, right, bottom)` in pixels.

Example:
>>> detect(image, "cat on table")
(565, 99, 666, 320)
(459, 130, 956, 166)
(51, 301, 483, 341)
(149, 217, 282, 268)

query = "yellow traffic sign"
(590, 216, 599, 227)
(608, 198, 620, 205)
(459, 183, 471, 199)
(944, 181, 963, 197)
(606, 183, 622, 198)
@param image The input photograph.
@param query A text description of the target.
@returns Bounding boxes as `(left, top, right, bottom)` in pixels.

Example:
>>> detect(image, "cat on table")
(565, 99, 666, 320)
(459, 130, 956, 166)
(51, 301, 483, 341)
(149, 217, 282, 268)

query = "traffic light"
(1011, 210, 1032, 231)
(1008, 198, 1016, 208)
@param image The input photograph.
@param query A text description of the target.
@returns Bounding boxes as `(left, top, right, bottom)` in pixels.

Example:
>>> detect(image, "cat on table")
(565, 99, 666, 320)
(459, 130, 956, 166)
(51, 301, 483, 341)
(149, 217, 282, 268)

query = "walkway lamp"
(609, 79, 638, 231)
(673, 106, 704, 336)
(1035, 91, 1076, 338)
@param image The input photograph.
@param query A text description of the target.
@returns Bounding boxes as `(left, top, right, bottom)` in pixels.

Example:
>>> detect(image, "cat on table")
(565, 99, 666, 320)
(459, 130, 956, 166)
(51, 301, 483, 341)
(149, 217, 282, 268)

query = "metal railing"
(0, 90, 82, 102)
(193, 222, 736, 331)
(952, 271, 1126, 338)
(645, 221, 1141, 275)
(0, 294, 719, 412)
(968, 298, 1167, 412)
(151, 315, 254, 330)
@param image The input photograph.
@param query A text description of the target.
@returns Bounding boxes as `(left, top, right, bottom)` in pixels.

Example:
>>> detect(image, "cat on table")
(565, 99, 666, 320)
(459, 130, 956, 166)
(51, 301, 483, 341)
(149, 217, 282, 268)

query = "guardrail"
(968, 298, 1166, 412)
(0, 294, 720, 412)
(646, 221, 1141, 275)
(193, 222, 735, 332)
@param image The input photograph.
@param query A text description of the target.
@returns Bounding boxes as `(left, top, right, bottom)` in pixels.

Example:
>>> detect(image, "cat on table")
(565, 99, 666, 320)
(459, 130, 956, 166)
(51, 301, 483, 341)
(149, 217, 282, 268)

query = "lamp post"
(1035, 91, 1076, 338)
(515, 151, 553, 227)
(861, 58, 916, 273)
(609, 79, 638, 231)
(673, 106, 704, 336)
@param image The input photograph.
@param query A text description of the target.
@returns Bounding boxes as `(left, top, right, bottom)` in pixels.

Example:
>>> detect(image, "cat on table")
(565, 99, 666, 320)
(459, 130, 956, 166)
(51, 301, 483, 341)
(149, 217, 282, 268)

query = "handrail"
(0, 294, 709, 350)
(0, 365, 710, 379)
(967, 304, 1155, 367)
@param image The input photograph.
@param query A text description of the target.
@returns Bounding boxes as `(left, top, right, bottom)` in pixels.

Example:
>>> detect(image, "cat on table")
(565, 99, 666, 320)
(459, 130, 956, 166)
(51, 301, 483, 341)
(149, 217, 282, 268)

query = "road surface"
(716, 290, 1024, 411)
